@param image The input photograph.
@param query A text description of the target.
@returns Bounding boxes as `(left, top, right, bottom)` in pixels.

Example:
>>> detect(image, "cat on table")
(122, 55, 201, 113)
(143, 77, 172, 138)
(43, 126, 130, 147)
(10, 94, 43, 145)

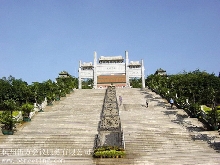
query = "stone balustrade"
(14, 98, 48, 122)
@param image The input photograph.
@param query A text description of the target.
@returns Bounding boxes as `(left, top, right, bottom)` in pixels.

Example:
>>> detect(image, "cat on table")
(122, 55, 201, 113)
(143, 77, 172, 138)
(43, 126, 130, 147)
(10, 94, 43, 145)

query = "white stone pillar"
(141, 59, 145, 89)
(93, 51, 97, 89)
(78, 60, 82, 89)
(125, 51, 130, 87)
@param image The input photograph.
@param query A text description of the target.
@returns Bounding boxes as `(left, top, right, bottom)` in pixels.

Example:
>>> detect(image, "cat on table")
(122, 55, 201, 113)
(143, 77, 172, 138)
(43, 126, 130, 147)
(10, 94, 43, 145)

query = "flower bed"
(93, 146, 125, 158)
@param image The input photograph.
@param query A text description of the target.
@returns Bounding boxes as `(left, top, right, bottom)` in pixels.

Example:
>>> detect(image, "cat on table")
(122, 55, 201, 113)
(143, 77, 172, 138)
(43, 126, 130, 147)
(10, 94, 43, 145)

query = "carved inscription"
(97, 75, 126, 83)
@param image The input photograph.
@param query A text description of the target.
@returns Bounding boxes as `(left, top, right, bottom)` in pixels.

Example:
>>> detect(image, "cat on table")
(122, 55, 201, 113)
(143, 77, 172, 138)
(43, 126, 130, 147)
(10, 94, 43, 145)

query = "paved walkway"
(0, 88, 219, 165)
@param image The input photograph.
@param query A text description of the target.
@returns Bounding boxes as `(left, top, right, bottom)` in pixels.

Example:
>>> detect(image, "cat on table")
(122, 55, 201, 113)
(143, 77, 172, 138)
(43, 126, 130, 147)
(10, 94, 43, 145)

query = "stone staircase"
(116, 88, 220, 165)
(0, 89, 105, 165)
(0, 88, 219, 165)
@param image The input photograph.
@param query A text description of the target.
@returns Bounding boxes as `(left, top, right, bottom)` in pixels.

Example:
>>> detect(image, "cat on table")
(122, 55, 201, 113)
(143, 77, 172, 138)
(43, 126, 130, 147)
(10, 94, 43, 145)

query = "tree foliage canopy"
(0, 72, 78, 109)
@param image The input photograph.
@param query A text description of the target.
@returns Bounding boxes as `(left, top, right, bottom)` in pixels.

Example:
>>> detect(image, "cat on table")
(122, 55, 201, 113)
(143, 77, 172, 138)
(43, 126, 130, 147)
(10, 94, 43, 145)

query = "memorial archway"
(78, 51, 145, 89)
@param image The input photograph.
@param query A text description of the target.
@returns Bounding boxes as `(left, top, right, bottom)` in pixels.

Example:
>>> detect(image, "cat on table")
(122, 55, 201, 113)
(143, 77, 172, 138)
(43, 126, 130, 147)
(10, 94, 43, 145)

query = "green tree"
(82, 79, 93, 89)
(130, 78, 142, 88)
(0, 99, 17, 131)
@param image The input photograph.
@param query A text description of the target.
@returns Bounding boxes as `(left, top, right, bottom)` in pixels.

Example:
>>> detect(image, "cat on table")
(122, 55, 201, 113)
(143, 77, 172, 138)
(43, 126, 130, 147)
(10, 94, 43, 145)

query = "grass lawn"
(202, 105, 220, 116)
(202, 105, 211, 112)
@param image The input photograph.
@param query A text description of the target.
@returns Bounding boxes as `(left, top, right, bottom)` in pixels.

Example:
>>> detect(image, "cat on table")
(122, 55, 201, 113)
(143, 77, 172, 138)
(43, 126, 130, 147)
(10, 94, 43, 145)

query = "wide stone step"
(0, 88, 219, 165)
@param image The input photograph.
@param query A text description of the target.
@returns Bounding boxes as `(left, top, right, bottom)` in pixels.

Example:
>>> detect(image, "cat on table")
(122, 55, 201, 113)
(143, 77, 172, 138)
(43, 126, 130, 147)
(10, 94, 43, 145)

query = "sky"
(1, 0, 220, 84)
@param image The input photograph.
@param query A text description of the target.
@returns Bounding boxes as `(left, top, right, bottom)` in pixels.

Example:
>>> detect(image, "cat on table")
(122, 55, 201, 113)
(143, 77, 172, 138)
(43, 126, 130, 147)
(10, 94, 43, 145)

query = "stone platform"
(0, 88, 219, 165)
